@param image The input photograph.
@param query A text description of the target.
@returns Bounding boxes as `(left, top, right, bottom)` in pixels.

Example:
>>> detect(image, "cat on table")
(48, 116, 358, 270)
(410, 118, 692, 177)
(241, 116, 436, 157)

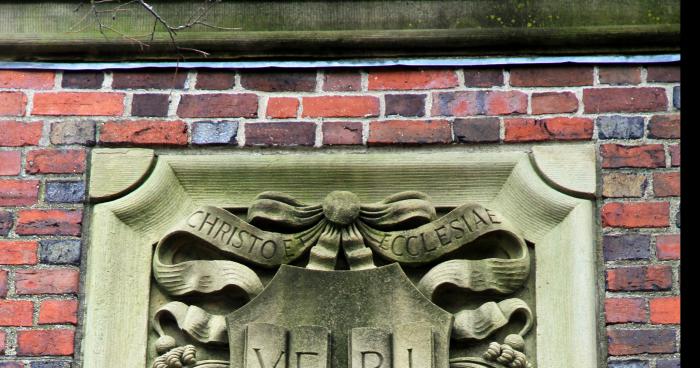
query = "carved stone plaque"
(83, 147, 598, 368)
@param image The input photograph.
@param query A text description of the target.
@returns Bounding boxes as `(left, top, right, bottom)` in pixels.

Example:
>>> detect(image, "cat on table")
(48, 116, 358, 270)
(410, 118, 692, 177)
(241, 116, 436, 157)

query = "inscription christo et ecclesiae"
(149, 191, 535, 368)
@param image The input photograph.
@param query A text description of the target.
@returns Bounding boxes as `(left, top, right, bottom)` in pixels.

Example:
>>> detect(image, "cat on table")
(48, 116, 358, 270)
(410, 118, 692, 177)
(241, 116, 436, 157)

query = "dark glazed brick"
(50, 121, 95, 146)
(453, 118, 500, 143)
(0, 363, 24, 368)
(240, 71, 316, 92)
(596, 116, 644, 139)
(322, 121, 363, 145)
(45, 181, 85, 203)
(61, 71, 103, 89)
(131, 94, 170, 117)
(0, 270, 6, 298)
(510, 66, 593, 86)
(39, 240, 81, 265)
(177, 94, 258, 118)
(646, 65, 680, 82)
(191, 121, 238, 145)
(599, 66, 642, 85)
(607, 361, 648, 368)
(462, 69, 503, 87)
(0, 210, 13, 236)
(607, 328, 677, 355)
(673, 86, 680, 109)
(656, 359, 680, 368)
(323, 72, 361, 91)
(603, 234, 650, 261)
(385, 94, 426, 117)
(245, 122, 316, 146)
(112, 70, 186, 89)
(195, 71, 236, 90)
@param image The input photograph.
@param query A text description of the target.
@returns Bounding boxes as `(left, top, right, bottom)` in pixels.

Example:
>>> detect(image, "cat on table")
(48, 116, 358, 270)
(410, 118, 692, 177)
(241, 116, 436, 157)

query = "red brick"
(0, 241, 38, 265)
(656, 234, 680, 260)
(302, 96, 379, 118)
(432, 91, 527, 116)
(607, 328, 676, 355)
(462, 69, 503, 87)
(531, 92, 578, 114)
(177, 94, 258, 118)
(26, 149, 86, 174)
(0, 211, 12, 237)
(368, 120, 452, 145)
(605, 298, 647, 324)
(504, 117, 592, 142)
(0, 270, 7, 298)
(669, 144, 680, 166)
(33, 92, 124, 116)
(583, 87, 667, 113)
(15, 268, 79, 295)
(38, 299, 78, 325)
(15, 209, 82, 236)
(322, 121, 363, 145)
(510, 66, 593, 86)
(606, 265, 673, 291)
(323, 72, 361, 91)
(601, 202, 670, 228)
(61, 71, 104, 89)
(112, 70, 186, 89)
(0, 300, 33, 326)
(598, 66, 642, 85)
(653, 172, 680, 197)
(648, 114, 680, 139)
(266, 97, 299, 119)
(0, 121, 43, 147)
(245, 122, 316, 146)
(195, 71, 236, 90)
(647, 65, 680, 82)
(100, 120, 188, 146)
(0, 92, 26, 116)
(368, 69, 458, 90)
(0, 71, 54, 89)
(650, 296, 680, 324)
(17, 329, 75, 356)
(0, 180, 39, 206)
(600, 144, 666, 169)
(0, 151, 22, 175)
(0, 330, 4, 354)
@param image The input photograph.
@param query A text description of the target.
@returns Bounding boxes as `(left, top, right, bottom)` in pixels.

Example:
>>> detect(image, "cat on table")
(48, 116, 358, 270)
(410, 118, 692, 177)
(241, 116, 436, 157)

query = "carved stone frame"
(81, 145, 599, 368)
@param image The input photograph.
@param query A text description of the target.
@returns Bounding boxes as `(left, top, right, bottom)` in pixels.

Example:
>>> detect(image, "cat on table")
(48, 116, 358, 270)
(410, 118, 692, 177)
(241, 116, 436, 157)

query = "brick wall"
(0, 65, 680, 367)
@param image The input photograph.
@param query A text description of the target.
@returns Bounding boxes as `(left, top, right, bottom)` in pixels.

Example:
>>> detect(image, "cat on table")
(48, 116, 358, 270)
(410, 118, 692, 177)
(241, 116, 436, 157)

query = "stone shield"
(226, 264, 453, 368)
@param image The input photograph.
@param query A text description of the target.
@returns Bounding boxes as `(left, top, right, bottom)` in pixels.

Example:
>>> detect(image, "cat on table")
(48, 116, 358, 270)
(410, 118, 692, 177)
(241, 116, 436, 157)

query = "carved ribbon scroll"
(151, 191, 534, 365)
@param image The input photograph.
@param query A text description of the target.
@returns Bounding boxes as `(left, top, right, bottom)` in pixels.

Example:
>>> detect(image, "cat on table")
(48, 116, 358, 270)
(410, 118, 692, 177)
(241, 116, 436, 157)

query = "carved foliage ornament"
(151, 191, 535, 368)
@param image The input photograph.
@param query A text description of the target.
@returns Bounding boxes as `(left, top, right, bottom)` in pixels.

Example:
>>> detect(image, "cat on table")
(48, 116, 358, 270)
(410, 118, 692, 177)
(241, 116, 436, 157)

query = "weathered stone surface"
(45, 181, 85, 203)
(39, 240, 81, 265)
(50, 121, 96, 146)
(597, 116, 644, 139)
(191, 121, 238, 145)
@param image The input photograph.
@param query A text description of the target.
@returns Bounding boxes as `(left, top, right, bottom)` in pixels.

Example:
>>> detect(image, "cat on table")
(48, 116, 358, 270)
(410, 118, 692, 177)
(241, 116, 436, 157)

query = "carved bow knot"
(247, 191, 436, 270)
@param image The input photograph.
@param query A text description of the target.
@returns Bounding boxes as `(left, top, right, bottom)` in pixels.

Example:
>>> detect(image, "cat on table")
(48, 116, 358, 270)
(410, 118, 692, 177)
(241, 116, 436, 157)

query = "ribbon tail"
(306, 221, 340, 270)
(153, 257, 263, 298)
(416, 256, 530, 301)
(452, 298, 533, 341)
(341, 223, 376, 270)
(153, 302, 228, 345)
